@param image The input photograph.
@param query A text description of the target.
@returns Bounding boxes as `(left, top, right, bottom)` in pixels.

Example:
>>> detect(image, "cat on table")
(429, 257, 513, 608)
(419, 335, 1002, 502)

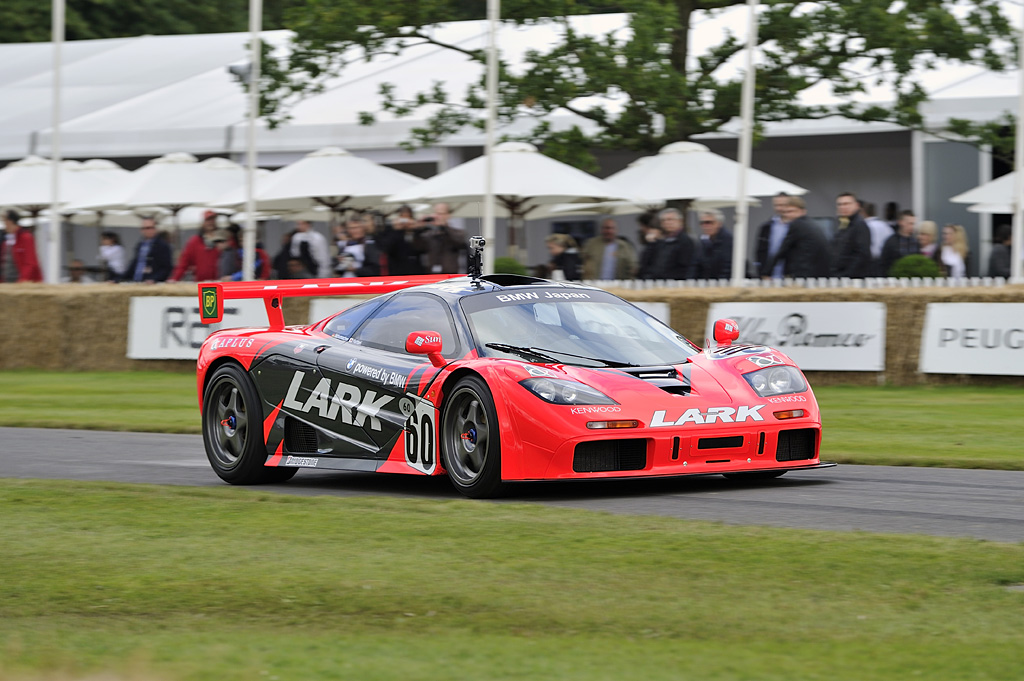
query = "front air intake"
(698, 436, 744, 450)
(573, 439, 647, 472)
(776, 428, 817, 462)
(285, 417, 319, 453)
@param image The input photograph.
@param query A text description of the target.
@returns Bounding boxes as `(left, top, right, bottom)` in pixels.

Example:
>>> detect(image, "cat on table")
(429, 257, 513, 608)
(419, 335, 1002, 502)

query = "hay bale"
(4, 283, 1024, 385)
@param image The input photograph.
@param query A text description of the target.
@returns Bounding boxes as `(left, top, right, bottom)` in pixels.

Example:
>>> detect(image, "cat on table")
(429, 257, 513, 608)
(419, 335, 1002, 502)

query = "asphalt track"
(3, 426, 1023, 543)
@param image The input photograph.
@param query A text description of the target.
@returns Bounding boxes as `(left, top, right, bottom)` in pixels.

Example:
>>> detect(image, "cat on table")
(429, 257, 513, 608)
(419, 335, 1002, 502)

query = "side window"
(323, 299, 385, 339)
(351, 294, 460, 357)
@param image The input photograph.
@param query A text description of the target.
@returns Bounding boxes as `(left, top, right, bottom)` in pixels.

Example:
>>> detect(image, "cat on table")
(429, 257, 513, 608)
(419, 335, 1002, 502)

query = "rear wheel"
(723, 470, 786, 481)
(440, 376, 505, 498)
(203, 363, 297, 485)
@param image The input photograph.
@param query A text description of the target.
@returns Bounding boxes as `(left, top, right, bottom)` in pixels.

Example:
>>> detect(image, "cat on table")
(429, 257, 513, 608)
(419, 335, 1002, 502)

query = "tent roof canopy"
(3, 5, 1022, 162)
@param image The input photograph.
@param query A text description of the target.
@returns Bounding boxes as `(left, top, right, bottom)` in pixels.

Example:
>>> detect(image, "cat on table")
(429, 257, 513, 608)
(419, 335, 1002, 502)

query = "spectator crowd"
(0, 193, 1017, 284)
(544, 192, 1013, 281)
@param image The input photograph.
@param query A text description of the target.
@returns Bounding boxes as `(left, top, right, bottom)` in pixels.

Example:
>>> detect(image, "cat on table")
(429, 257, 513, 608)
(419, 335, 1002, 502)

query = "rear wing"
(198, 274, 463, 331)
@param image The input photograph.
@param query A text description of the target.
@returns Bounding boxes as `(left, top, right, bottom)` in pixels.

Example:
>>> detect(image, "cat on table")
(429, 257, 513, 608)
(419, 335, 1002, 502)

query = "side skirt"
(264, 455, 381, 472)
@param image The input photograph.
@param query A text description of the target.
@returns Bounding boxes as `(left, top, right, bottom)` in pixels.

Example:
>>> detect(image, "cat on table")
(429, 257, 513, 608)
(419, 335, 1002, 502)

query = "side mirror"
(405, 330, 446, 367)
(712, 318, 740, 346)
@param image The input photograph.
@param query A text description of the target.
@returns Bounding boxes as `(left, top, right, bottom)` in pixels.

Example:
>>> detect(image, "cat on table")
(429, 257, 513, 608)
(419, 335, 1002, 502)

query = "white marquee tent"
(2, 8, 1023, 166)
(2, 6, 1023, 277)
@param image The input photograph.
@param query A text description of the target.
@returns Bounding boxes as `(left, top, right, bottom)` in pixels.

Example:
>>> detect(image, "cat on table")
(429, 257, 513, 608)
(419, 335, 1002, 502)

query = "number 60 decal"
(403, 396, 437, 475)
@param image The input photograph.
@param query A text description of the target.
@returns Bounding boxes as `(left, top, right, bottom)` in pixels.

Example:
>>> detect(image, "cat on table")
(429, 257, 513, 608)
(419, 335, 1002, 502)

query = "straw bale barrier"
(1, 283, 1022, 386)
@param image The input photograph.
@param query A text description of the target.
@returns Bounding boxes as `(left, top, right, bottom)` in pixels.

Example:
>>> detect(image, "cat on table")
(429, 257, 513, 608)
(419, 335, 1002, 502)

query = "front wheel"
(202, 363, 297, 485)
(440, 375, 506, 498)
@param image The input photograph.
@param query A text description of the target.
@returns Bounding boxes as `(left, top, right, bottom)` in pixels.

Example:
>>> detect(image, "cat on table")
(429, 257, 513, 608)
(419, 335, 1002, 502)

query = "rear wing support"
(198, 275, 462, 331)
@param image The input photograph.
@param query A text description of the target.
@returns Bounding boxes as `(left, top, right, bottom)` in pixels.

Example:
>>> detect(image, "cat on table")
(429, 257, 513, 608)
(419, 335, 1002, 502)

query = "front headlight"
(519, 378, 617, 405)
(744, 365, 807, 397)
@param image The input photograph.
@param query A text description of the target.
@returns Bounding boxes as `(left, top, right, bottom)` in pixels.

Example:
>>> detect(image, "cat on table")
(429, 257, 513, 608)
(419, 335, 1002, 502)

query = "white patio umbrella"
(540, 199, 663, 218)
(967, 202, 1014, 214)
(213, 146, 422, 224)
(70, 152, 248, 246)
(386, 141, 627, 258)
(603, 141, 805, 282)
(950, 172, 1016, 206)
(0, 157, 138, 275)
(60, 159, 134, 228)
(541, 196, 761, 218)
(603, 142, 806, 203)
(0, 156, 82, 217)
(953, 173, 1024, 280)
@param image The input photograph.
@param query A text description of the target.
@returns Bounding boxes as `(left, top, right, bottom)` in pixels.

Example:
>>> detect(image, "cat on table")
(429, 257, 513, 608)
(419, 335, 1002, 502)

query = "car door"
(315, 292, 462, 465)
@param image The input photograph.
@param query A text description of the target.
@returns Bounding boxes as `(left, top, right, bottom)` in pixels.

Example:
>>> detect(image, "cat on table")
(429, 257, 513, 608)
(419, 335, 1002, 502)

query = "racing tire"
(723, 470, 787, 481)
(202, 363, 297, 485)
(440, 375, 506, 499)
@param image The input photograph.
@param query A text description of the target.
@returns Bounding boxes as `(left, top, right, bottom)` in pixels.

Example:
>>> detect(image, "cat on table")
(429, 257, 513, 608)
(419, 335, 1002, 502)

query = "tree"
(0, 0, 302, 43)
(259, 0, 1018, 170)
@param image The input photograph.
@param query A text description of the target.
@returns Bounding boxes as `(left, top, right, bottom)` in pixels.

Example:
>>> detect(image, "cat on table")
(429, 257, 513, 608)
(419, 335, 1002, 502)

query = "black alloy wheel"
(202, 363, 296, 485)
(440, 375, 506, 498)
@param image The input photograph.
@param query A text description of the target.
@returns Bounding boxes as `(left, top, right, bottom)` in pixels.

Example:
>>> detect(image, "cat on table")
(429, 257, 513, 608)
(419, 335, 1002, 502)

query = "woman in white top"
(939, 224, 968, 278)
(98, 231, 127, 281)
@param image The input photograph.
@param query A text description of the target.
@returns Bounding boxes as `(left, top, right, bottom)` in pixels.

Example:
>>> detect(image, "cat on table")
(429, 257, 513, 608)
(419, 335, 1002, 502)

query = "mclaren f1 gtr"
(197, 242, 833, 498)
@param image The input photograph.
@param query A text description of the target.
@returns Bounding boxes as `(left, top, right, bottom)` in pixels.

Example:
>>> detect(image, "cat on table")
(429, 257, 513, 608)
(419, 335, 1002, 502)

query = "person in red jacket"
(1, 210, 43, 283)
(170, 210, 221, 282)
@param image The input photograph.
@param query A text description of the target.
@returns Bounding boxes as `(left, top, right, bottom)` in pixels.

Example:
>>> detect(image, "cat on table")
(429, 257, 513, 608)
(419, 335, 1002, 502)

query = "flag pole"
(1011, 3, 1024, 282)
(243, 0, 263, 280)
(48, 0, 65, 284)
(731, 0, 758, 287)
(482, 0, 500, 275)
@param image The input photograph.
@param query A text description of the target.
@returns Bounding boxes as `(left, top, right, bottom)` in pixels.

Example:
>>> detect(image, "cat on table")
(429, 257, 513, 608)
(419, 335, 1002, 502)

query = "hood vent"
(617, 365, 691, 396)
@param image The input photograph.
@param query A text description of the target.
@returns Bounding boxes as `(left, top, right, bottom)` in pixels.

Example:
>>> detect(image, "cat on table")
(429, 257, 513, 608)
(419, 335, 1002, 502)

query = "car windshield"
(460, 288, 699, 367)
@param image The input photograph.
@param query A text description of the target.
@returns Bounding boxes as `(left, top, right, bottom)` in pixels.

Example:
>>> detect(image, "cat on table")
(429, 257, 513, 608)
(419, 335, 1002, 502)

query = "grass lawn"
(816, 384, 1024, 469)
(1, 479, 1023, 681)
(0, 371, 1022, 469)
(0, 371, 199, 434)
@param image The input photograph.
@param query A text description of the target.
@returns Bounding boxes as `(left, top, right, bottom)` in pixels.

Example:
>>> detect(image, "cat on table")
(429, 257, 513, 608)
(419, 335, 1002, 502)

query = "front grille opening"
(573, 439, 647, 473)
(285, 417, 319, 453)
(776, 428, 817, 462)
(698, 436, 744, 450)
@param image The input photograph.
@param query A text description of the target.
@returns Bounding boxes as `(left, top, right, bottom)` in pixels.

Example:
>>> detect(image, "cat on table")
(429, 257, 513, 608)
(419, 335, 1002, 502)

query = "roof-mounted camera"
(468, 236, 486, 282)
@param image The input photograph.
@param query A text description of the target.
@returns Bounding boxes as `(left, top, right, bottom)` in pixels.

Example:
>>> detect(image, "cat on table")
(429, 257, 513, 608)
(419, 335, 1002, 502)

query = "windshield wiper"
(485, 343, 632, 368)
(528, 346, 635, 368)
(484, 343, 563, 363)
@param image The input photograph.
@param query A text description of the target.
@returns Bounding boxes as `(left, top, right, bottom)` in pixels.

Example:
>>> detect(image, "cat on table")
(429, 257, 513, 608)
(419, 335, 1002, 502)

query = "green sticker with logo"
(200, 285, 220, 322)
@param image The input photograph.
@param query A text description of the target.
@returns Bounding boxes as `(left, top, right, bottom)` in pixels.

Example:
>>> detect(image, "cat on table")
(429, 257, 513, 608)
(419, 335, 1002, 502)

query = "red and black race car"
(197, 243, 833, 498)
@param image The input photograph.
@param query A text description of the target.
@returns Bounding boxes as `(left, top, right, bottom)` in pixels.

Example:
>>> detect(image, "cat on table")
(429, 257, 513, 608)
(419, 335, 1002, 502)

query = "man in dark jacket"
(988, 224, 1012, 279)
(379, 210, 427, 275)
(832, 192, 872, 278)
(422, 203, 467, 274)
(880, 210, 920, 275)
(696, 209, 733, 280)
(754, 193, 791, 278)
(128, 217, 173, 283)
(762, 195, 830, 279)
(642, 208, 694, 280)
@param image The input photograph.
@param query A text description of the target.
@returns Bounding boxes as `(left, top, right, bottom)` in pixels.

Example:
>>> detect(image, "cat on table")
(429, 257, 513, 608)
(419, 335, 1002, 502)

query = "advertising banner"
(127, 296, 267, 360)
(919, 303, 1024, 376)
(705, 302, 886, 371)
